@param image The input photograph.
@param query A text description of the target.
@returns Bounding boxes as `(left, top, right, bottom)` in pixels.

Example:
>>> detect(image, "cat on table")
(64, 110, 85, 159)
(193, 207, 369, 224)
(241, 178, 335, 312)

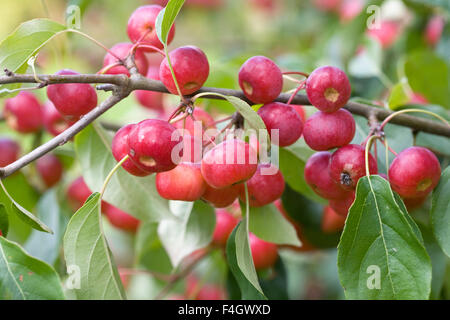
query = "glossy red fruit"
(134, 66, 164, 111)
(201, 139, 257, 189)
(127, 119, 182, 173)
(36, 154, 63, 188)
(249, 233, 278, 270)
(127, 5, 175, 51)
(42, 101, 73, 137)
(338, 0, 364, 22)
(112, 124, 150, 177)
(305, 66, 351, 113)
(156, 162, 206, 201)
(180, 135, 203, 163)
(186, 276, 226, 300)
(304, 151, 349, 200)
(403, 195, 427, 211)
(291, 105, 307, 123)
(425, 15, 445, 47)
(103, 42, 148, 76)
(321, 205, 346, 233)
(67, 177, 92, 210)
(3, 91, 43, 133)
(238, 56, 283, 104)
(202, 184, 241, 208)
(173, 108, 215, 137)
(329, 144, 378, 190)
(0, 138, 20, 167)
(367, 20, 401, 49)
(388, 146, 441, 199)
(239, 164, 285, 207)
(102, 202, 140, 232)
(47, 69, 97, 119)
(257, 102, 303, 147)
(329, 191, 355, 217)
(409, 93, 428, 105)
(160, 46, 210, 95)
(212, 209, 239, 246)
(303, 109, 355, 151)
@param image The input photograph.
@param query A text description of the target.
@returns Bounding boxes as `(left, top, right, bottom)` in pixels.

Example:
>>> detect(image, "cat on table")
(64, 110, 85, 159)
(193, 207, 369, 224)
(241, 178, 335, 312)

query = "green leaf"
(63, 193, 126, 300)
(249, 203, 301, 246)
(155, 0, 185, 45)
(158, 200, 215, 267)
(74, 124, 172, 222)
(0, 237, 65, 300)
(404, 0, 450, 13)
(260, 259, 289, 300)
(0, 19, 67, 96)
(404, 50, 450, 109)
(226, 221, 266, 300)
(431, 167, 450, 258)
(338, 175, 431, 300)
(224, 95, 267, 133)
(24, 190, 69, 265)
(0, 204, 9, 237)
(388, 82, 410, 110)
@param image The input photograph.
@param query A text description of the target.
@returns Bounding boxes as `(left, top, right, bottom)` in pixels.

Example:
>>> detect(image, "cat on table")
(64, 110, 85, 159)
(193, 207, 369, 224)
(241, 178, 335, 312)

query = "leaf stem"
(364, 135, 379, 177)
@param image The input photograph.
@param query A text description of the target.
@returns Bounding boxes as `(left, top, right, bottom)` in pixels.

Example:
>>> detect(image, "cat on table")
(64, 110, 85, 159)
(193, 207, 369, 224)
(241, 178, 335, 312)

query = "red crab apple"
(388, 146, 441, 199)
(304, 151, 349, 200)
(367, 20, 401, 49)
(338, 0, 364, 23)
(249, 233, 278, 270)
(112, 124, 150, 177)
(36, 154, 63, 188)
(238, 56, 283, 104)
(47, 69, 97, 119)
(67, 177, 92, 210)
(202, 184, 241, 208)
(103, 42, 148, 76)
(159, 46, 210, 95)
(156, 162, 207, 201)
(409, 93, 428, 105)
(321, 205, 346, 233)
(173, 108, 215, 137)
(42, 101, 73, 137)
(134, 66, 164, 111)
(303, 109, 355, 151)
(127, 5, 175, 51)
(305, 65, 351, 113)
(257, 102, 303, 147)
(239, 164, 285, 207)
(186, 276, 226, 300)
(329, 191, 355, 217)
(292, 105, 307, 123)
(102, 202, 140, 233)
(201, 139, 257, 189)
(0, 138, 20, 167)
(402, 195, 427, 211)
(425, 15, 445, 47)
(3, 91, 43, 133)
(212, 209, 239, 247)
(180, 135, 203, 163)
(127, 119, 182, 173)
(329, 144, 378, 190)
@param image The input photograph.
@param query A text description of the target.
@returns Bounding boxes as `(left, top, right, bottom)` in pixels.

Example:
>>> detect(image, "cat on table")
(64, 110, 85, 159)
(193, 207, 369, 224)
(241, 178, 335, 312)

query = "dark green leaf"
(431, 167, 450, 258)
(0, 204, 9, 237)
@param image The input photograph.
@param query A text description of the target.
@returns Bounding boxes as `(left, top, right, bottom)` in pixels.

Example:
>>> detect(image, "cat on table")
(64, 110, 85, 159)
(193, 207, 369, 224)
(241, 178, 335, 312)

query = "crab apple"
(42, 101, 73, 137)
(321, 205, 346, 233)
(156, 162, 206, 201)
(425, 15, 445, 47)
(305, 66, 351, 113)
(127, 119, 182, 173)
(202, 184, 241, 208)
(186, 276, 226, 300)
(201, 139, 257, 189)
(303, 109, 355, 151)
(3, 91, 43, 133)
(46, 69, 97, 119)
(239, 164, 285, 207)
(160, 46, 210, 95)
(388, 146, 441, 199)
(329, 144, 378, 190)
(338, 0, 364, 23)
(409, 93, 428, 105)
(102, 202, 140, 233)
(36, 154, 63, 188)
(67, 177, 92, 210)
(403, 195, 427, 211)
(249, 233, 278, 270)
(329, 191, 355, 217)
(0, 138, 20, 167)
(257, 102, 303, 147)
(173, 108, 215, 137)
(181, 135, 203, 163)
(212, 209, 239, 247)
(292, 105, 307, 123)
(238, 56, 283, 104)
(313, 0, 342, 12)
(103, 42, 148, 76)
(127, 5, 175, 51)
(367, 21, 401, 49)
(304, 151, 349, 200)
(112, 124, 150, 177)
(134, 66, 164, 111)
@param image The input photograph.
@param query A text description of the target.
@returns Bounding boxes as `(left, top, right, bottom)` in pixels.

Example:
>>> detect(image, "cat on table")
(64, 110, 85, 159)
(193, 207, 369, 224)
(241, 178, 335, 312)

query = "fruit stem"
(202, 122, 233, 148)
(282, 74, 304, 84)
(68, 29, 121, 60)
(282, 71, 310, 78)
(99, 155, 129, 200)
(209, 116, 233, 128)
(134, 45, 166, 57)
(286, 80, 306, 105)
(364, 135, 379, 177)
(97, 62, 122, 75)
(379, 108, 449, 131)
(168, 111, 190, 124)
